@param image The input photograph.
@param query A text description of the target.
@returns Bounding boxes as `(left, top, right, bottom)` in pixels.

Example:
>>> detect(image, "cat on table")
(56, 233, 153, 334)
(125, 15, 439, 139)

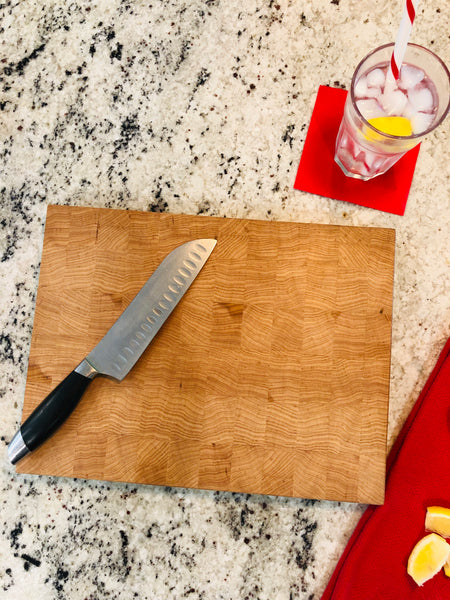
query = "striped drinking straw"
(387, 0, 420, 82)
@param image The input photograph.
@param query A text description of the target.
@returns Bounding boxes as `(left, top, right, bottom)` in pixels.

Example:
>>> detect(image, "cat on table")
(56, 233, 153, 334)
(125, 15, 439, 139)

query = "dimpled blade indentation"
(89, 238, 216, 380)
(111, 251, 205, 372)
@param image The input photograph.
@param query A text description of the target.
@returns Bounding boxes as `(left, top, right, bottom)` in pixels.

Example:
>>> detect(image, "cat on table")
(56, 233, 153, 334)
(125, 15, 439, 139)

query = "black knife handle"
(9, 371, 93, 463)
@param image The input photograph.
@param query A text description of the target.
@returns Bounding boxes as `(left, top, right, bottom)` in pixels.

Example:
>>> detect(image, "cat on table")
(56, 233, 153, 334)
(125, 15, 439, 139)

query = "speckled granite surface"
(1, 1, 449, 598)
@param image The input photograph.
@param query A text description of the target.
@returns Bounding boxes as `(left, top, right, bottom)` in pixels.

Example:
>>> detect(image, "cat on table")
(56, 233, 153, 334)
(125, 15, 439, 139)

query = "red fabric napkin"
(321, 337, 450, 600)
(294, 86, 420, 216)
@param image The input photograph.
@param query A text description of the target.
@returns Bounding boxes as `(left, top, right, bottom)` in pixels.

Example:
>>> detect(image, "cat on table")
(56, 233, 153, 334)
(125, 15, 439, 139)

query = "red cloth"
(321, 338, 450, 600)
(294, 86, 420, 216)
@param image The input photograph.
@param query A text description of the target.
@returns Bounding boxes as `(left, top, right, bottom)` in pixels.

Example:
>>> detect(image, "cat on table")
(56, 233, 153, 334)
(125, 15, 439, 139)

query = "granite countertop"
(1, 1, 449, 598)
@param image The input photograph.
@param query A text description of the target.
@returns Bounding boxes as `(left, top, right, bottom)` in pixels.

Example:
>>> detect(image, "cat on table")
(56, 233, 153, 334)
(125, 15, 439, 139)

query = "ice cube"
(366, 86, 381, 99)
(399, 65, 425, 90)
(380, 89, 408, 115)
(403, 101, 417, 120)
(411, 111, 435, 134)
(336, 147, 354, 169)
(354, 75, 369, 98)
(408, 86, 434, 113)
(366, 68, 385, 88)
(359, 150, 378, 171)
(356, 99, 385, 120)
(338, 132, 350, 150)
(352, 160, 370, 177)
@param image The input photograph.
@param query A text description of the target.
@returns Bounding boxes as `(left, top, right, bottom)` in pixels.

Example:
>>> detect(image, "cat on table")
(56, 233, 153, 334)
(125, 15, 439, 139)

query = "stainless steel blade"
(78, 238, 216, 380)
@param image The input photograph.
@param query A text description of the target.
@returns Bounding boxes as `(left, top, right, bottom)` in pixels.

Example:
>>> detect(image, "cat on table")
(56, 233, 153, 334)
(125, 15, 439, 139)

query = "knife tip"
(194, 238, 217, 254)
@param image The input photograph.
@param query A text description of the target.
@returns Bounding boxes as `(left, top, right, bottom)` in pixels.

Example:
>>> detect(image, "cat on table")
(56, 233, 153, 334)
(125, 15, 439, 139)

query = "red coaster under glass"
(294, 86, 420, 216)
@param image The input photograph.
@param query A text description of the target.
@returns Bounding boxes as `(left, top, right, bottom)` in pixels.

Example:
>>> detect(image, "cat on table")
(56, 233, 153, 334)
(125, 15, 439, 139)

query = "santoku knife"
(8, 238, 216, 465)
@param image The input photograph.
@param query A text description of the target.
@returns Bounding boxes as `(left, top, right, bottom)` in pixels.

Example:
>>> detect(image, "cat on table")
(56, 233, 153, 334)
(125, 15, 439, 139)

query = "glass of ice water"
(335, 43, 450, 181)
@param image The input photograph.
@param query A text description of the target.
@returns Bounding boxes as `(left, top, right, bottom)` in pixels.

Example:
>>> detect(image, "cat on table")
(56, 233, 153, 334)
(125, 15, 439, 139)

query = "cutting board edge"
(16, 205, 395, 505)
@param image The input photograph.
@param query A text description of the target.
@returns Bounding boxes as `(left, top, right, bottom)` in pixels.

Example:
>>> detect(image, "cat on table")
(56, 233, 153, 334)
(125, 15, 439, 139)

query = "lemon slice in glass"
(407, 533, 450, 586)
(367, 116, 413, 137)
(426, 506, 450, 538)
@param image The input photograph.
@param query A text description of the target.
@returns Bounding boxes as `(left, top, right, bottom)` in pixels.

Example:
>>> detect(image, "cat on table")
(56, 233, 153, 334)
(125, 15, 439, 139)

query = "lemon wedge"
(407, 533, 450, 586)
(425, 506, 450, 538)
(367, 116, 413, 137)
(445, 556, 450, 578)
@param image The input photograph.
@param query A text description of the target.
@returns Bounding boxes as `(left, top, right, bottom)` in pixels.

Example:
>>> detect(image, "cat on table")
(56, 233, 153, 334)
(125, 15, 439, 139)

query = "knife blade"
(8, 238, 216, 465)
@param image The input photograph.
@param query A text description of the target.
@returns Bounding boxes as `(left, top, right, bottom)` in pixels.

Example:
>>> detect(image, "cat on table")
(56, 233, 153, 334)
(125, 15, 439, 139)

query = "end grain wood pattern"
(17, 205, 395, 504)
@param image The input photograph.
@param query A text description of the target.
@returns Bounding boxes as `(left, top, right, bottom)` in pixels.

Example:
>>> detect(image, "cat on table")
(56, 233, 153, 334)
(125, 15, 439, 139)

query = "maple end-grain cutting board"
(17, 205, 395, 504)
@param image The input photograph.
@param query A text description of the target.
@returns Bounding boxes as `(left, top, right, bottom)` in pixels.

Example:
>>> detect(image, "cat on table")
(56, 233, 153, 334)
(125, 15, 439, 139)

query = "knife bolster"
(75, 358, 99, 379)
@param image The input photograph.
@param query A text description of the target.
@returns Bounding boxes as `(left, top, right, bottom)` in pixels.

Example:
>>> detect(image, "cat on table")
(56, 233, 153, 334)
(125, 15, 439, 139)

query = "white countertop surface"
(1, 1, 449, 598)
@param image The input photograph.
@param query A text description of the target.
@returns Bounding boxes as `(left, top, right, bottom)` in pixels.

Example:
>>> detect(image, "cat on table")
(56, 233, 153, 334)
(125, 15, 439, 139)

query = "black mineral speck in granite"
(113, 114, 140, 156)
(119, 530, 130, 573)
(282, 124, 296, 149)
(1, 186, 44, 269)
(290, 510, 318, 572)
(3, 567, 14, 593)
(21, 553, 41, 567)
(0, 333, 14, 362)
(195, 68, 210, 88)
(53, 567, 70, 594)
(21, 553, 41, 570)
(10, 521, 23, 551)
(2, 43, 46, 77)
(110, 42, 123, 62)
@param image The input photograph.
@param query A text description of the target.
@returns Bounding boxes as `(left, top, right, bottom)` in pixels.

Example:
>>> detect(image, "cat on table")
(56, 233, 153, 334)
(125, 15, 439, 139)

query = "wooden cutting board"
(16, 205, 395, 504)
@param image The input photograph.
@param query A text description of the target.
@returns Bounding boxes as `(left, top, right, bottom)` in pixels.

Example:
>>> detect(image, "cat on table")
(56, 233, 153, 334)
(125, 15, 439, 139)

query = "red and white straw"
(387, 0, 420, 82)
